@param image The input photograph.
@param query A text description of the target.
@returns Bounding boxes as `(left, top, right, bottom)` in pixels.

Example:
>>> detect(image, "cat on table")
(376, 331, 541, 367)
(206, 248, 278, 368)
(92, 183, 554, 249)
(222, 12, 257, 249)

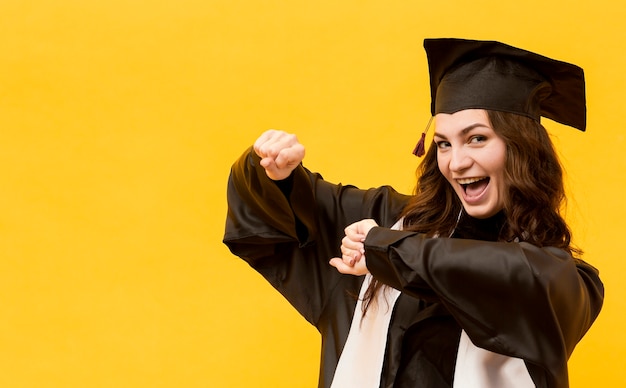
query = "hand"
(329, 219, 378, 276)
(253, 129, 306, 181)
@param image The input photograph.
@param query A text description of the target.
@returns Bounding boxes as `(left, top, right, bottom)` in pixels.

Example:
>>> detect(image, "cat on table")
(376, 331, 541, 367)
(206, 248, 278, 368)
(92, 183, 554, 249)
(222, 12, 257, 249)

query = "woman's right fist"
(253, 130, 306, 181)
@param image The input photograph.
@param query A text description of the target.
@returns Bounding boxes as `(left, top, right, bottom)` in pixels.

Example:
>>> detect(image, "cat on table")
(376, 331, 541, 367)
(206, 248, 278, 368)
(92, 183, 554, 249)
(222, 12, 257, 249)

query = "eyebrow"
(433, 123, 491, 139)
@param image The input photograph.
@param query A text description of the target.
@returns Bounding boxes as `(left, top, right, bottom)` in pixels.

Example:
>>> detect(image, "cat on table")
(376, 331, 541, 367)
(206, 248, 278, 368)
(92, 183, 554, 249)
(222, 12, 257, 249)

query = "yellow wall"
(0, 0, 623, 386)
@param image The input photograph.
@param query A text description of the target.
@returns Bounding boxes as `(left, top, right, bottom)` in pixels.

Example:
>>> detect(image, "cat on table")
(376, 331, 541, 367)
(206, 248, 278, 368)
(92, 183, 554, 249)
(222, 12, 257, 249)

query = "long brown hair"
(361, 110, 579, 315)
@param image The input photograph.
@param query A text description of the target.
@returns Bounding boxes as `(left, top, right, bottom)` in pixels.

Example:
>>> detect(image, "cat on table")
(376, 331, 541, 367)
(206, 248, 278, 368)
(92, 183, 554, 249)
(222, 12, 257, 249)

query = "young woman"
(223, 38, 604, 388)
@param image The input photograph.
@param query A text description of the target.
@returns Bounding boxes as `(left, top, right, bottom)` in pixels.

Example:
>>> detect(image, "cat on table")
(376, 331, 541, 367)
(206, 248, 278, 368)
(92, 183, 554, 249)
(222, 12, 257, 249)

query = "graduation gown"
(223, 147, 604, 388)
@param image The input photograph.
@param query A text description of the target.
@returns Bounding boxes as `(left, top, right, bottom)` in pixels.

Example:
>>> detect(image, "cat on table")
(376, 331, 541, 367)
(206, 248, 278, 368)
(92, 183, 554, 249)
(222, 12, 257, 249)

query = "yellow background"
(1, 0, 623, 387)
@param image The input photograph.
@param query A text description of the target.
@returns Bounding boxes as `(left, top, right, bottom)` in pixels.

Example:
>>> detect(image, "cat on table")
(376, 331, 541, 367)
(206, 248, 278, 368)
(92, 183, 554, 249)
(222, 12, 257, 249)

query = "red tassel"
(412, 132, 426, 157)
(412, 116, 433, 157)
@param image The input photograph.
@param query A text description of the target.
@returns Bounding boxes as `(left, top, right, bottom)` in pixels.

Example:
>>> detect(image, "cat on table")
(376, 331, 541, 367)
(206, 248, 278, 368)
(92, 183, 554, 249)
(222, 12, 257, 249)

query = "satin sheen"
(224, 149, 604, 388)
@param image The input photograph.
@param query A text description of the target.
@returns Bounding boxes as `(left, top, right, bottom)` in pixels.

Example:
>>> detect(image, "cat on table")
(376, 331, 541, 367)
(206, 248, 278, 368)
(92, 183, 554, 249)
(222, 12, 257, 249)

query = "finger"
(254, 133, 304, 180)
(254, 130, 284, 158)
(274, 144, 305, 170)
(339, 247, 357, 265)
(342, 252, 357, 266)
(258, 155, 274, 168)
(329, 257, 358, 275)
(259, 157, 279, 175)
(341, 236, 365, 253)
(344, 225, 366, 243)
(330, 257, 369, 276)
(262, 160, 290, 181)
(340, 245, 362, 263)
(345, 219, 378, 240)
(258, 132, 298, 160)
(253, 129, 280, 156)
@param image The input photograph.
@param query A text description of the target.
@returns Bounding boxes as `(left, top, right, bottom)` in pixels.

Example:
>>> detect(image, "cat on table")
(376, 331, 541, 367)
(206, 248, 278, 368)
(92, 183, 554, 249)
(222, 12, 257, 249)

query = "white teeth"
(457, 177, 487, 185)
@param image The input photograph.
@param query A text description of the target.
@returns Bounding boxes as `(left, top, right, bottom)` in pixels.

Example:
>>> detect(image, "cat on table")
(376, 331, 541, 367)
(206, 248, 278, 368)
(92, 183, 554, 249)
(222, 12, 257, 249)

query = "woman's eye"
(469, 135, 486, 144)
(435, 141, 450, 149)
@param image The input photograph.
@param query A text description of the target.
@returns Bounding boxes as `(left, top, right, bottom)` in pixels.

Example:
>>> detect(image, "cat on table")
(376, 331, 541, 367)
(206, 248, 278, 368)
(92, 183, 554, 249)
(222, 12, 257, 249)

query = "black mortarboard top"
(413, 38, 586, 156)
(425, 38, 586, 131)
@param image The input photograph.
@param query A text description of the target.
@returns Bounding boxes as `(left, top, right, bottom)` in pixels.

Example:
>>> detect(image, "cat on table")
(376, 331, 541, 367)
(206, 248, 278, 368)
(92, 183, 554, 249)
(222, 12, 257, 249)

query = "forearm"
(363, 226, 602, 358)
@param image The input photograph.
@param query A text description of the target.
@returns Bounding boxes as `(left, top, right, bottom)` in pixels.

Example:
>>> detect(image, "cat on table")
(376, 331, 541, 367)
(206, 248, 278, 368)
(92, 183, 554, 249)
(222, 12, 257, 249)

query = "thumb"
(329, 257, 354, 274)
(260, 157, 290, 181)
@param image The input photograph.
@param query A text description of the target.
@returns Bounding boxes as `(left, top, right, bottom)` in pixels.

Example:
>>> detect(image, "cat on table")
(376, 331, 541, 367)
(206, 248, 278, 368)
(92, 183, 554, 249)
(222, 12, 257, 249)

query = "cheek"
(486, 145, 507, 177)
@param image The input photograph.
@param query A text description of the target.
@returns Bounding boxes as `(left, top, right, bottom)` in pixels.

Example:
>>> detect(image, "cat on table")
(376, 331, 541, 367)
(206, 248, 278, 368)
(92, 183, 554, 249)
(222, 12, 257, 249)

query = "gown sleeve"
(363, 227, 604, 388)
(223, 147, 411, 326)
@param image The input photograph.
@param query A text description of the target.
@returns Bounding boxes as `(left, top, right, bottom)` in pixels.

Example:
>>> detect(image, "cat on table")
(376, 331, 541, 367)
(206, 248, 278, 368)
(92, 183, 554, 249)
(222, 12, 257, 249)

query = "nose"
(449, 147, 472, 172)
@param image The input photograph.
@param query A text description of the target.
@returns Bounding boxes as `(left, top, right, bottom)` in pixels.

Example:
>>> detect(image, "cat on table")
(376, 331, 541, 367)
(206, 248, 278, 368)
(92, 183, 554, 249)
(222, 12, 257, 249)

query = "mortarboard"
(413, 38, 586, 156)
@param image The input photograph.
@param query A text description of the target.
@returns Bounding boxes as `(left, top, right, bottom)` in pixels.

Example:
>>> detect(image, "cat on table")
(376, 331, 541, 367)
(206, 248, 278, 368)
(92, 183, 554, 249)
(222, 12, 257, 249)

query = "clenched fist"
(253, 129, 306, 181)
(329, 219, 379, 276)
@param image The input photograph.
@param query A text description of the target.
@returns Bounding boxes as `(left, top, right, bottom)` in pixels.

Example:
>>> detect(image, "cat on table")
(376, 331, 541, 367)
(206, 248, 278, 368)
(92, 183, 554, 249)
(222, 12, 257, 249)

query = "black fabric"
(451, 210, 505, 241)
(365, 227, 604, 388)
(424, 38, 586, 131)
(224, 148, 410, 386)
(381, 300, 460, 387)
(223, 147, 604, 388)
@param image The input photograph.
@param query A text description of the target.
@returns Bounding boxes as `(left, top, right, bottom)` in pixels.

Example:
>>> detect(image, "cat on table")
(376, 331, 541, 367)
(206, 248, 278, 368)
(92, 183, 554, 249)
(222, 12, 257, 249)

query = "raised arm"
(223, 130, 411, 325)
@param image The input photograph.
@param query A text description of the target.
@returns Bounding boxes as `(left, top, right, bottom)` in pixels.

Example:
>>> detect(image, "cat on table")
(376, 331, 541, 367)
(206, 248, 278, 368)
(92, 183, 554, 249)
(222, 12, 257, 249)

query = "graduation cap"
(413, 38, 586, 156)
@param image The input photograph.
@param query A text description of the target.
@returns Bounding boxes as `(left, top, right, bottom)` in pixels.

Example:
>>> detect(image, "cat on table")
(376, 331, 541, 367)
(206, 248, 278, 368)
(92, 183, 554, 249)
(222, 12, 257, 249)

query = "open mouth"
(458, 177, 490, 198)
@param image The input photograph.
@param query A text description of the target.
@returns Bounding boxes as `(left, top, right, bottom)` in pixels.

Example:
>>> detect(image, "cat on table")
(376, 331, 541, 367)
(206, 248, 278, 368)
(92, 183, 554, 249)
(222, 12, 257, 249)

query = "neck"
(450, 210, 506, 241)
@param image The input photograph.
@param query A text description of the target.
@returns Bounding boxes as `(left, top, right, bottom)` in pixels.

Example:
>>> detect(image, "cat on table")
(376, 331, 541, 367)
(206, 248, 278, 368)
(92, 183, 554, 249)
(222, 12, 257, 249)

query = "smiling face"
(434, 109, 507, 219)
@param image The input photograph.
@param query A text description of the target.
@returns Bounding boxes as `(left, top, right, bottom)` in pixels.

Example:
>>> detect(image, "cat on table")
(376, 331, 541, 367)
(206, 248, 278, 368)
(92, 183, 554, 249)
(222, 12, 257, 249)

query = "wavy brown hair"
(362, 110, 579, 315)
(403, 110, 577, 252)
